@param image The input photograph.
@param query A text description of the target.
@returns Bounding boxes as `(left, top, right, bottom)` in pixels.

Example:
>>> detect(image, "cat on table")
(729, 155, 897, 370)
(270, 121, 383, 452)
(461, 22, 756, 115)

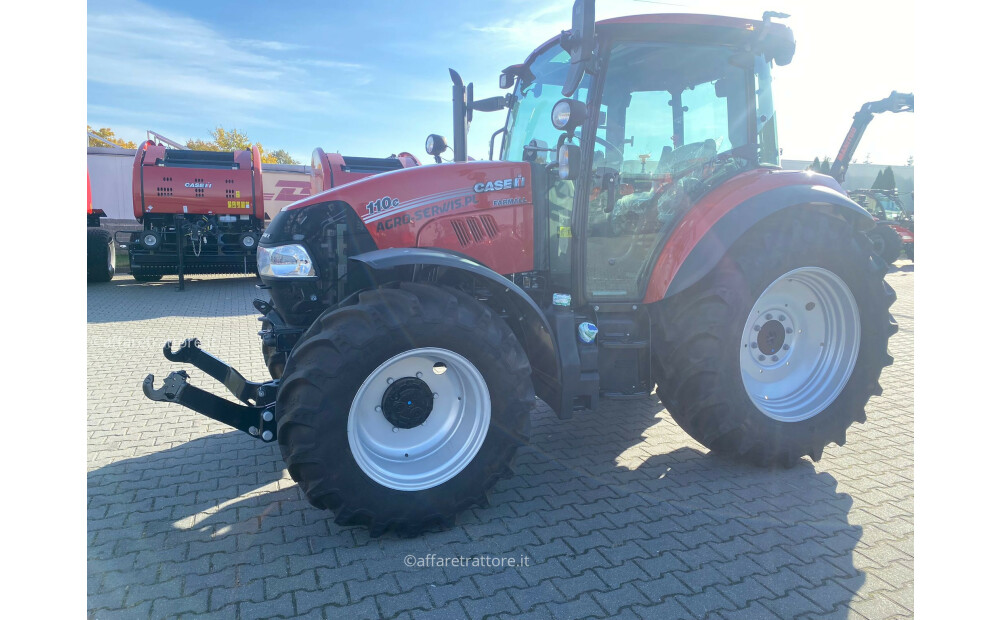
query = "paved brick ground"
(88, 264, 914, 619)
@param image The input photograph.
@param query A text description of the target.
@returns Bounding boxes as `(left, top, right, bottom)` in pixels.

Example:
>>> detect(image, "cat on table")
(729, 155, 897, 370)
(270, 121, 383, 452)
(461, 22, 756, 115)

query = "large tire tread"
(277, 282, 533, 536)
(651, 208, 896, 467)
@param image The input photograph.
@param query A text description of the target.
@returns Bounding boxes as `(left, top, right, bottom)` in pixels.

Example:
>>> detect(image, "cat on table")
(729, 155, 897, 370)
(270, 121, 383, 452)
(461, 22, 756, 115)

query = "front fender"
(348, 247, 562, 413)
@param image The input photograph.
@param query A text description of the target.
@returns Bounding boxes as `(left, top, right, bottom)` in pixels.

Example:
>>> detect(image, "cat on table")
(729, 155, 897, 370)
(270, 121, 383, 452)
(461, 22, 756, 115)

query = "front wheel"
(651, 209, 897, 466)
(276, 282, 534, 535)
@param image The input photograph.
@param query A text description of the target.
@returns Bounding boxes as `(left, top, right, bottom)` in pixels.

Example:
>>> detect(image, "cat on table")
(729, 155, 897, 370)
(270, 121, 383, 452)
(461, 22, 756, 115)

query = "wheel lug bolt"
(782, 344, 789, 351)
(387, 377, 394, 384)
(786, 327, 793, 334)
(416, 372, 422, 378)
(771, 355, 778, 362)
(754, 325, 761, 331)
(433, 393, 438, 399)
(375, 406, 381, 413)
(758, 354, 765, 361)
(750, 343, 758, 349)
(779, 315, 786, 321)
(392, 427, 398, 433)
(765, 313, 773, 320)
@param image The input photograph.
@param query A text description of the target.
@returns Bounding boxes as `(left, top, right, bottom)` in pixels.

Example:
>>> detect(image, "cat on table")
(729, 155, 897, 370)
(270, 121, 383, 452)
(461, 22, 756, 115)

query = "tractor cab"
(498, 13, 794, 302)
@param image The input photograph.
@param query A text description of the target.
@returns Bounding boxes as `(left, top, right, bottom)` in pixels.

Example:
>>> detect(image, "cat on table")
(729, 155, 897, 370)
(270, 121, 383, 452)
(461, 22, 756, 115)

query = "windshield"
(878, 196, 904, 218)
(501, 46, 591, 162)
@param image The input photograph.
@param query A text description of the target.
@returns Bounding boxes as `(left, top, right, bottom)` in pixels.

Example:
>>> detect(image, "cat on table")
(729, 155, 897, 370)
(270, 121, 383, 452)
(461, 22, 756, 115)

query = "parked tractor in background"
(87, 172, 116, 282)
(144, 1, 897, 536)
(829, 91, 914, 264)
(850, 189, 914, 261)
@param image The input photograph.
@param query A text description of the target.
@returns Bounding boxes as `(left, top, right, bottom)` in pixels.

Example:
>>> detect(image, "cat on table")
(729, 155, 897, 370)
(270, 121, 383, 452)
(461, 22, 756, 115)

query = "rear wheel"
(650, 209, 897, 466)
(276, 282, 533, 535)
(86, 228, 115, 282)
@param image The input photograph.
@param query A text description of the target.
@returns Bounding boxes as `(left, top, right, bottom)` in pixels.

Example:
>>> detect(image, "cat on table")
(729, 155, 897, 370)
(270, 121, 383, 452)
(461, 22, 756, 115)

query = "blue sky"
(88, 0, 914, 165)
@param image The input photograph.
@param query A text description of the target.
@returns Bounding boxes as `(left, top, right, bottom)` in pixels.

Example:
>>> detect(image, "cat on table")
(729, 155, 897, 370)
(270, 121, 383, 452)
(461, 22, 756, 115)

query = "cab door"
(577, 41, 754, 302)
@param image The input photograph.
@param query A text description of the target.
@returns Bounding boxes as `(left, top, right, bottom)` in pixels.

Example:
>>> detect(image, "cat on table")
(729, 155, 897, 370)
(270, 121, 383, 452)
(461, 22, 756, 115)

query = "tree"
(265, 149, 298, 165)
(87, 125, 136, 149)
(881, 166, 896, 190)
(809, 156, 822, 172)
(872, 169, 884, 190)
(185, 126, 299, 164)
(819, 157, 832, 175)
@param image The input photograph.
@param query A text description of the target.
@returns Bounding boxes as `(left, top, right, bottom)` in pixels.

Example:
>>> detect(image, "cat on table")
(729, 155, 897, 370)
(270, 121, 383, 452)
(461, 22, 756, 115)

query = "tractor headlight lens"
(551, 100, 572, 130)
(257, 244, 316, 278)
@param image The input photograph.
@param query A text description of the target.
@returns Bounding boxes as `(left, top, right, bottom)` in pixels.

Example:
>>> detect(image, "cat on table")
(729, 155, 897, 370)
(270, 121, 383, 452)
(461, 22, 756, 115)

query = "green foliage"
(881, 166, 896, 190)
(185, 126, 299, 164)
(87, 125, 136, 149)
(820, 157, 832, 175)
(809, 156, 822, 171)
(871, 166, 897, 190)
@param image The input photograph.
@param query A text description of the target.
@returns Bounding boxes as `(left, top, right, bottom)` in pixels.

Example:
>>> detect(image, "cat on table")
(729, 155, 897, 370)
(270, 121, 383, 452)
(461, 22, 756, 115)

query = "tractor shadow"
(88, 399, 865, 617)
(86, 274, 260, 323)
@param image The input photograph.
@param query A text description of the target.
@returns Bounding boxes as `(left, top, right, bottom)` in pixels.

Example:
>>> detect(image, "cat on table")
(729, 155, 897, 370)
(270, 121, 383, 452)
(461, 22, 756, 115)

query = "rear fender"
(646, 182, 874, 301)
(347, 247, 561, 412)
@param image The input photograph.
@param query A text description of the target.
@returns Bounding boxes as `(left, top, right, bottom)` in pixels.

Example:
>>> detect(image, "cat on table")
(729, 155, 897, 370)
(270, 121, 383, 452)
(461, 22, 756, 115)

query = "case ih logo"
(184, 182, 212, 189)
(473, 176, 525, 193)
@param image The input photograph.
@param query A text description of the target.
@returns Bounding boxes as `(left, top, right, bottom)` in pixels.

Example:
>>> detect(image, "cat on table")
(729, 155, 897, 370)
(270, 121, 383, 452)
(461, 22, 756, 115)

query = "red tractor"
(849, 189, 914, 261)
(145, 2, 897, 535)
(829, 91, 914, 263)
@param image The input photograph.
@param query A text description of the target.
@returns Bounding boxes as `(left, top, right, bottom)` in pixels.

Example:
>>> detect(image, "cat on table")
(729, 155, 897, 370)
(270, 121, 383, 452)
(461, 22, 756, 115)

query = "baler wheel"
(87, 227, 115, 283)
(276, 282, 533, 536)
(650, 208, 896, 466)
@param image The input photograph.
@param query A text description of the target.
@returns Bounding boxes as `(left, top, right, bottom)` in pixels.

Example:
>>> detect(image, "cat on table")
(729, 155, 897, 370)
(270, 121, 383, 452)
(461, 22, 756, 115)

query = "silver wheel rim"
(143, 234, 157, 247)
(347, 347, 491, 491)
(242, 236, 255, 248)
(740, 267, 860, 422)
(107, 240, 115, 271)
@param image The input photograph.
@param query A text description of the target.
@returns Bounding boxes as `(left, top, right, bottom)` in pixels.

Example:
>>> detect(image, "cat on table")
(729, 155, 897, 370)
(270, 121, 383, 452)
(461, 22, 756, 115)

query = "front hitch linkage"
(142, 338, 278, 442)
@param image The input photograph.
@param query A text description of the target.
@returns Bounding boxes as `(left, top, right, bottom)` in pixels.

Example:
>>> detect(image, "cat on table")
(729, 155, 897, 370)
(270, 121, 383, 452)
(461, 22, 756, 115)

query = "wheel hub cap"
(381, 377, 434, 429)
(755, 319, 787, 355)
(740, 267, 861, 422)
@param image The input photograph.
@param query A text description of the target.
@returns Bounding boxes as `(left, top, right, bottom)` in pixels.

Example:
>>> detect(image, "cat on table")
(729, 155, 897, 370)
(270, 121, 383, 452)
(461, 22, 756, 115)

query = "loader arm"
(830, 91, 913, 184)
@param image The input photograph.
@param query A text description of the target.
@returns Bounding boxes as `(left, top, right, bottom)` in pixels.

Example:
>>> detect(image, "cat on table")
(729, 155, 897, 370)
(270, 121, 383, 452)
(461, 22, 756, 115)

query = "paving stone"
(87, 270, 914, 619)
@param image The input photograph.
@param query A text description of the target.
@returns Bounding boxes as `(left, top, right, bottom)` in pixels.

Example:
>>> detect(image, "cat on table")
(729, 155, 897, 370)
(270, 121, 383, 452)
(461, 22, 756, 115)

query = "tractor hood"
(262, 160, 537, 275)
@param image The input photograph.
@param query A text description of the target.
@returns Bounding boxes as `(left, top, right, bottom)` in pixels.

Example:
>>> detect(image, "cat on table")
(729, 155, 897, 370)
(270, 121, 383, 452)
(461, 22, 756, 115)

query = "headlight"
(551, 100, 572, 130)
(256, 244, 316, 278)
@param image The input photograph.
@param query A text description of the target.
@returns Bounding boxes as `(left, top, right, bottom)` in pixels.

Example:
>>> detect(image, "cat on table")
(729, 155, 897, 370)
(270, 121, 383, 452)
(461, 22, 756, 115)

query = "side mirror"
(499, 63, 529, 90)
(559, 0, 595, 96)
(522, 139, 549, 164)
(558, 144, 582, 180)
